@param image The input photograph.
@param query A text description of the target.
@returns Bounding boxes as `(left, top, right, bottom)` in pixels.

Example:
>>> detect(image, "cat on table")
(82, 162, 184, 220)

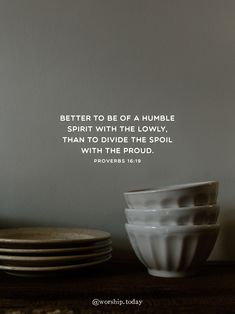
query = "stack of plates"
(0, 227, 112, 276)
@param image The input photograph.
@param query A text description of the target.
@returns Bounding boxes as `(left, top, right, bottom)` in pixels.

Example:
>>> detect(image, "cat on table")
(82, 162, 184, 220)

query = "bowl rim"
(124, 181, 218, 195)
(124, 204, 220, 213)
(125, 223, 220, 232)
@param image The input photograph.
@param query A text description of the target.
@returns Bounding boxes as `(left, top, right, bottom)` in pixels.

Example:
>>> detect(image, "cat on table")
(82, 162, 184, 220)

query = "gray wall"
(0, 0, 234, 260)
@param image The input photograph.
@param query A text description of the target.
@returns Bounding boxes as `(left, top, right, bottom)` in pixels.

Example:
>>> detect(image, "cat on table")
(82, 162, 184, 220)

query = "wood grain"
(0, 261, 233, 313)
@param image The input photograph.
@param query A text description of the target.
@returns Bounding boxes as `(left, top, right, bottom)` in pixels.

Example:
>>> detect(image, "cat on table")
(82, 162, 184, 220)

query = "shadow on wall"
(110, 235, 138, 263)
(218, 209, 235, 260)
(0, 216, 67, 228)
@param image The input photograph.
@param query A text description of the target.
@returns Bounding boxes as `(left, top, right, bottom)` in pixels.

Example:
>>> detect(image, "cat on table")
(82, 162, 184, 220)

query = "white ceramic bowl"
(125, 204, 219, 226)
(125, 223, 219, 278)
(124, 181, 218, 209)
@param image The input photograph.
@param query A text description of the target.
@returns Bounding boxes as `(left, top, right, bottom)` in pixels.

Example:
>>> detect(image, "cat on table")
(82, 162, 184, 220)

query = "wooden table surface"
(0, 260, 234, 313)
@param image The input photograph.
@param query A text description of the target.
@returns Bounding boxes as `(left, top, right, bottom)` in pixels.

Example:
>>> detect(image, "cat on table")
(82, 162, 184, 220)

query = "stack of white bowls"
(124, 181, 220, 278)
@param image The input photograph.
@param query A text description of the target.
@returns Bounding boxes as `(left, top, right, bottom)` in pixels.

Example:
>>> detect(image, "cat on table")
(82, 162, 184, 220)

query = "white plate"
(0, 247, 112, 267)
(0, 227, 111, 248)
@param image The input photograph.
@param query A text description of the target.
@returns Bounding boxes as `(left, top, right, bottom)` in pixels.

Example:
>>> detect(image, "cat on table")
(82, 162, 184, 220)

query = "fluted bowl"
(125, 223, 219, 277)
(124, 181, 218, 209)
(125, 204, 219, 226)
